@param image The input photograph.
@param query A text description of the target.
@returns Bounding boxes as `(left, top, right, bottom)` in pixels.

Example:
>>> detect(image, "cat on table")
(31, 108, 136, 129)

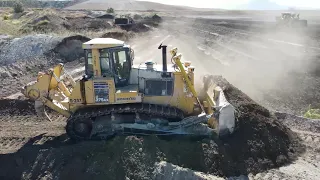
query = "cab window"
(112, 50, 130, 79)
(100, 49, 110, 75)
(85, 50, 93, 77)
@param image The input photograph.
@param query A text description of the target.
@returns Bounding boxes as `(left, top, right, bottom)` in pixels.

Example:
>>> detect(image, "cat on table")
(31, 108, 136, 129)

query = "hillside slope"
(66, 0, 199, 11)
(237, 0, 287, 10)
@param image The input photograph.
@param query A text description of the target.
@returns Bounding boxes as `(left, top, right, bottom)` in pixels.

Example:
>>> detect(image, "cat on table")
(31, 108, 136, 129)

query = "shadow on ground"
(0, 127, 305, 180)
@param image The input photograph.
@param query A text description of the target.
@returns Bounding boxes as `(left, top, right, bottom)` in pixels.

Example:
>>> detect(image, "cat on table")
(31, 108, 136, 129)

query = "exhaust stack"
(158, 43, 167, 72)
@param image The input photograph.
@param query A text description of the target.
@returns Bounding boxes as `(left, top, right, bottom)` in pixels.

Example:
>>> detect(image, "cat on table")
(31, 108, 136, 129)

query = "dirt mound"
(128, 23, 152, 33)
(67, 17, 113, 31)
(21, 14, 70, 33)
(15, 10, 115, 33)
(142, 14, 162, 27)
(96, 14, 115, 19)
(201, 75, 304, 175)
(0, 34, 90, 65)
(49, 35, 91, 62)
(101, 30, 134, 41)
(0, 99, 36, 116)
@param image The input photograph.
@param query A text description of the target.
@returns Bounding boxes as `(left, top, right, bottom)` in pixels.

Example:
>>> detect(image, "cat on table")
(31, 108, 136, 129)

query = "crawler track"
(66, 103, 188, 141)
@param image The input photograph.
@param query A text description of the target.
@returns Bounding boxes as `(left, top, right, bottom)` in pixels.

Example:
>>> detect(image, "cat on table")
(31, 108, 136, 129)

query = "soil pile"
(101, 30, 134, 41)
(202, 75, 304, 175)
(21, 14, 70, 33)
(128, 23, 152, 33)
(67, 17, 113, 31)
(0, 34, 90, 65)
(0, 99, 36, 116)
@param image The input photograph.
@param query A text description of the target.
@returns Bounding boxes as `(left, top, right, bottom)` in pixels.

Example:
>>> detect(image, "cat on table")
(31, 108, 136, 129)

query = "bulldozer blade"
(202, 75, 236, 137)
(212, 86, 236, 136)
(34, 100, 52, 121)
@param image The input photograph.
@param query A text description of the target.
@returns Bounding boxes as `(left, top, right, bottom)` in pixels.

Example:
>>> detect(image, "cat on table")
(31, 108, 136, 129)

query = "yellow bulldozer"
(22, 38, 236, 141)
(275, 12, 308, 28)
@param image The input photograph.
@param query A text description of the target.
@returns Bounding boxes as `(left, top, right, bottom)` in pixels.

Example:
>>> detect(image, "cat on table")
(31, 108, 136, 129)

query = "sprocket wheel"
(66, 118, 93, 141)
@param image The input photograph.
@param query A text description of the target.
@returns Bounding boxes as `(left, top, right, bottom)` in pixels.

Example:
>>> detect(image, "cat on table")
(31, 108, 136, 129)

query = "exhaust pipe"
(158, 43, 167, 72)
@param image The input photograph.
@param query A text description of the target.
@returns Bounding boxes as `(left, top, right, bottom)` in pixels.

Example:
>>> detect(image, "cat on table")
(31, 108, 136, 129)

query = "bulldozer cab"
(281, 12, 293, 18)
(83, 38, 133, 87)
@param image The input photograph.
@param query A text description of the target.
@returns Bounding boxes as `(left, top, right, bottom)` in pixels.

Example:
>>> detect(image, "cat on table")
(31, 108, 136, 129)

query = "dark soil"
(101, 30, 135, 41)
(67, 17, 113, 31)
(118, 23, 152, 33)
(191, 75, 304, 176)
(0, 99, 36, 116)
(49, 35, 91, 62)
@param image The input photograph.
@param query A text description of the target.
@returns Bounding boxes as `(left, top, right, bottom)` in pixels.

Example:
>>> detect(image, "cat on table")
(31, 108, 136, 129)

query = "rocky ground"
(0, 7, 320, 180)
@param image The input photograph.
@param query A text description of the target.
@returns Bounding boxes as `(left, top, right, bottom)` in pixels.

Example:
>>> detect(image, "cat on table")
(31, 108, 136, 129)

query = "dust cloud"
(158, 16, 320, 114)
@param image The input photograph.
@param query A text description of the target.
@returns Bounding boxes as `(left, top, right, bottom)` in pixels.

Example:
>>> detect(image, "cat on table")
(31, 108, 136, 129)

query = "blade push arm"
(22, 63, 73, 118)
(170, 48, 205, 112)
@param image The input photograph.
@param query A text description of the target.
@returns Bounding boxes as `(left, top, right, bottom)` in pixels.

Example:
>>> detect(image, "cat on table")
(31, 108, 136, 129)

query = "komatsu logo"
(116, 97, 136, 101)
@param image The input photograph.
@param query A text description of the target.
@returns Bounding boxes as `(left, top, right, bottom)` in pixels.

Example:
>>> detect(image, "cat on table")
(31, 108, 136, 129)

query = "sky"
(137, 0, 318, 9)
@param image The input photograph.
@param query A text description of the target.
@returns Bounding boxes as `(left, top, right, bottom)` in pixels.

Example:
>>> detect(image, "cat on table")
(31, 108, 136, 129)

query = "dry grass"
(43, 27, 129, 39)
(0, 19, 20, 35)
(0, 9, 107, 37)
(0, 8, 154, 40)
(304, 105, 320, 119)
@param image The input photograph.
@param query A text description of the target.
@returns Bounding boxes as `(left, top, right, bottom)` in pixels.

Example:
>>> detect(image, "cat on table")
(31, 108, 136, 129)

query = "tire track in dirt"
(181, 23, 319, 80)
(0, 115, 66, 154)
(192, 19, 320, 48)
(190, 21, 320, 64)
(209, 20, 320, 47)
(0, 117, 66, 153)
(172, 28, 260, 66)
(0, 97, 67, 154)
(189, 26, 313, 62)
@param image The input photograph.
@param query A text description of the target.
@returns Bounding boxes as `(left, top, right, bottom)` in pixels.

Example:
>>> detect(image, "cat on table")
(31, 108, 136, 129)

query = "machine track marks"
(0, 135, 68, 154)
(0, 137, 29, 153)
(0, 122, 66, 154)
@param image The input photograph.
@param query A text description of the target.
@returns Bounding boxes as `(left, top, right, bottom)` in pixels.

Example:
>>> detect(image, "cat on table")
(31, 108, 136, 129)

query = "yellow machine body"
(22, 38, 236, 141)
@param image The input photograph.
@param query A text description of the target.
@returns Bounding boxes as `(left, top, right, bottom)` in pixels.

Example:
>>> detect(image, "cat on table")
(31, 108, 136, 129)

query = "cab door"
(109, 48, 131, 87)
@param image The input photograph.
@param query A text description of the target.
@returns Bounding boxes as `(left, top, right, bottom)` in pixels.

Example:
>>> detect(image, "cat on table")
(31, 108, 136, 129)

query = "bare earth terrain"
(0, 4, 320, 180)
